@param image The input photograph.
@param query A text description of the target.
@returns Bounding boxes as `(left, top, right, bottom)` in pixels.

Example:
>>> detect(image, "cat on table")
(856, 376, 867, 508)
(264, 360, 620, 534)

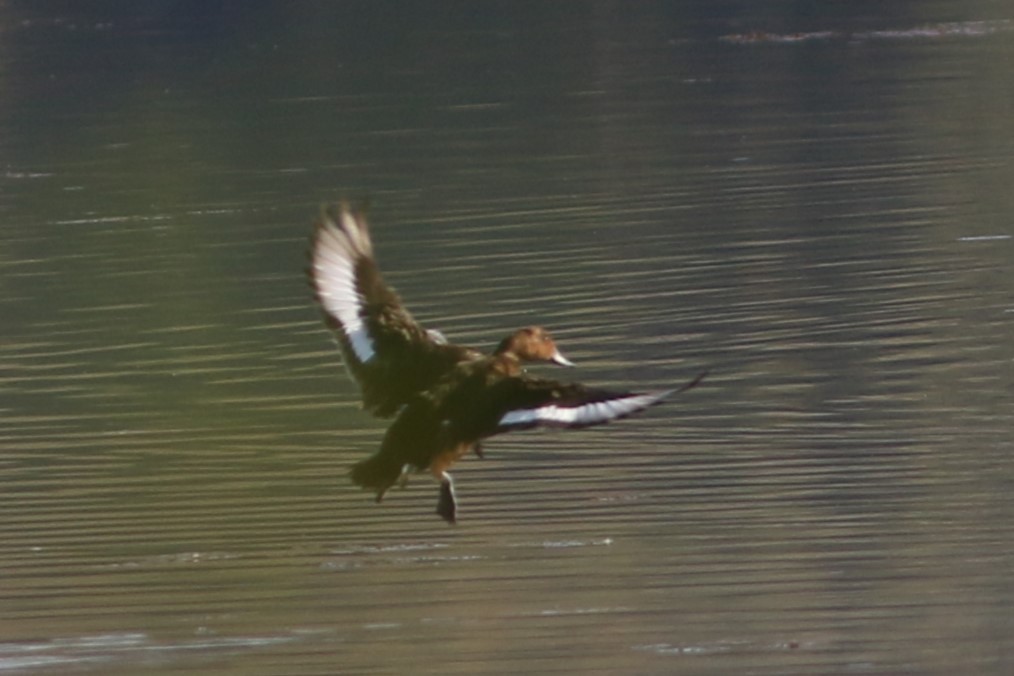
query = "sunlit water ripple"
(3, 5, 1013, 675)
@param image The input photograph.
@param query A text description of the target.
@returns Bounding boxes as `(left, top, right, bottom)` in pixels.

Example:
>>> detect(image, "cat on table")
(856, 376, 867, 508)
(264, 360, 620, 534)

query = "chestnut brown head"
(494, 326, 573, 365)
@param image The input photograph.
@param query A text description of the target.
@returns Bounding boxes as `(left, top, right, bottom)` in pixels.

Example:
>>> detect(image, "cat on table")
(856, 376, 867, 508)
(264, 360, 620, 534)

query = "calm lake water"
(3, 3, 1014, 674)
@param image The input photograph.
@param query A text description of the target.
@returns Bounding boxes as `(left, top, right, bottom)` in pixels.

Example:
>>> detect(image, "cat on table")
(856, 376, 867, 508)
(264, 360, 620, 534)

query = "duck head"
(494, 326, 573, 366)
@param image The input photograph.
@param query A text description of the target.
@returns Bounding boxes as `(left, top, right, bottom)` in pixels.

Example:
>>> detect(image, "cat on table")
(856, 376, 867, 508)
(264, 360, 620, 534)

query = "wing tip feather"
(495, 370, 706, 432)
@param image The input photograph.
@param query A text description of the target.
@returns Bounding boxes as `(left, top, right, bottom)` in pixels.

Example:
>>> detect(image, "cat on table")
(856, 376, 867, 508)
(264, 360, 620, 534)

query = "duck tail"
(349, 452, 404, 500)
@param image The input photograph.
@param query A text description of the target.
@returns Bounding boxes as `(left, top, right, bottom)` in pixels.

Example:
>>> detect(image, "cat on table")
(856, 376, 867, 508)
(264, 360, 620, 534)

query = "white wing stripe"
(313, 225, 376, 363)
(498, 391, 669, 429)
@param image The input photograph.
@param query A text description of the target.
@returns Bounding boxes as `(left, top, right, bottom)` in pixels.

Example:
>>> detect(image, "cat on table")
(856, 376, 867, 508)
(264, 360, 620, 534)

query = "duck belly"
(428, 442, 473, 479)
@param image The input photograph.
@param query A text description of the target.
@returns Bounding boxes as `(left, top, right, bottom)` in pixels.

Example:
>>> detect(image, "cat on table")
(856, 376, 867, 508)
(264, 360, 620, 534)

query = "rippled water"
(3, 4, 1014, 674)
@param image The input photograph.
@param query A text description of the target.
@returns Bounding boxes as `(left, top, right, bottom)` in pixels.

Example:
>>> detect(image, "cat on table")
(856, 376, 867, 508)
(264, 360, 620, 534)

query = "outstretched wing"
(310, 203, 477, 416)
(487, 370, 706, 434)
(311, 204, 389, 365)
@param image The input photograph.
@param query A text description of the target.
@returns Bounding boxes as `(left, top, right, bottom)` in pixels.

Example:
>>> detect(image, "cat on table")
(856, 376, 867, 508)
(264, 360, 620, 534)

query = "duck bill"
(550, 350, 574, 367)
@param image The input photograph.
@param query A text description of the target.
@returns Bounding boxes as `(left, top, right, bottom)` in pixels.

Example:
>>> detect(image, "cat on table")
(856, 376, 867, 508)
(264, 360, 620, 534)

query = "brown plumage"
(309, 203, 704, 523)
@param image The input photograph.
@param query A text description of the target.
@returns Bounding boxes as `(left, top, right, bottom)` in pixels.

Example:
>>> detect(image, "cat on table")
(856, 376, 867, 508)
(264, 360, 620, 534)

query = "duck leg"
(376, 464, 413, 503)
(397, 463, 412, 489)
(436, 472, 458, 525)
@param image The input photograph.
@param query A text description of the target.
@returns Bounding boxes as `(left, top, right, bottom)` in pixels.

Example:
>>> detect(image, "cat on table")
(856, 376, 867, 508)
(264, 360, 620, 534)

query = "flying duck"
(309, 203, 704, 523)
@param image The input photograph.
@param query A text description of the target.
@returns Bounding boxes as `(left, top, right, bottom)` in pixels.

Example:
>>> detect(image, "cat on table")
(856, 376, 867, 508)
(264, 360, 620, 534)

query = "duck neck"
(493, 334, 515, 357)
(491, 351, 523, 376)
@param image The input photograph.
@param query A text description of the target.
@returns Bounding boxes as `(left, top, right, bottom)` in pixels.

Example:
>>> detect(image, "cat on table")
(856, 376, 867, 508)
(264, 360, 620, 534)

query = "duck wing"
(484, 370, 707, 434)
(310, 203, 479, 417)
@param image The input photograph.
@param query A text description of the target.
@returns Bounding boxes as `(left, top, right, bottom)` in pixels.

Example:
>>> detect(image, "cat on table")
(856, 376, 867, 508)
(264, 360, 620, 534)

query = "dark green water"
(3, 4, 1014, 674)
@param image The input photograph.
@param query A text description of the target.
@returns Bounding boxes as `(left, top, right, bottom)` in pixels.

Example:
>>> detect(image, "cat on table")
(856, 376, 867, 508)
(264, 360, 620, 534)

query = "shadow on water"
(2, 3, 1014, 674)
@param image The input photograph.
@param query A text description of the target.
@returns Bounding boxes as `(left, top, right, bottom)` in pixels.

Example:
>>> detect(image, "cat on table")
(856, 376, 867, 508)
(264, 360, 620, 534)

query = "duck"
(309, 202, 704, 524)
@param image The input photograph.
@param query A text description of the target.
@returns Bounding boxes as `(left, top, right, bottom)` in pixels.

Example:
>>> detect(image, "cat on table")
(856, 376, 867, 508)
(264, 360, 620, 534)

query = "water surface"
(2, 4, 1014, 674)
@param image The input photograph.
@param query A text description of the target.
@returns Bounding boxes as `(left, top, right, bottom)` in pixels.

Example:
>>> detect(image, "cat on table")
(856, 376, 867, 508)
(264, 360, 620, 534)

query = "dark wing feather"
(480, 370, 706, 435)
(310, 203, 478, 416)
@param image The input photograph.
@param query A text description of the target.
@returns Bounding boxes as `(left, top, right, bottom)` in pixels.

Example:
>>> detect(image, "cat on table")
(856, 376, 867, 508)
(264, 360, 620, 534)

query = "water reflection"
(2, 3, 1013, 675)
